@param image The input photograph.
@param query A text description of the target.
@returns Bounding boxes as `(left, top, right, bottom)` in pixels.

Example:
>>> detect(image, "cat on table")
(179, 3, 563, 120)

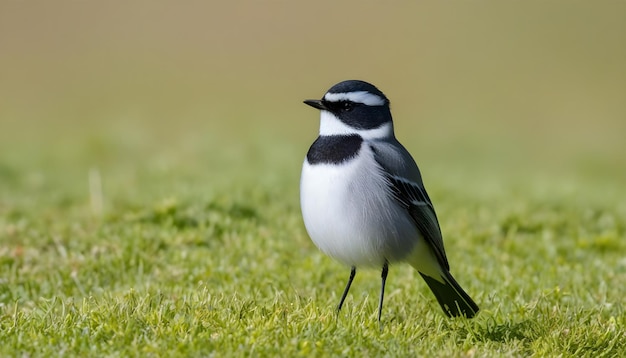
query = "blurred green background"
(1, 1, 624, 213)
(1, 2, 625, 354)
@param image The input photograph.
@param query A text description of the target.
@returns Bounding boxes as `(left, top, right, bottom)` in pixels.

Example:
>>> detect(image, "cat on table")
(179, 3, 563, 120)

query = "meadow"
(1, 2, 625, 356)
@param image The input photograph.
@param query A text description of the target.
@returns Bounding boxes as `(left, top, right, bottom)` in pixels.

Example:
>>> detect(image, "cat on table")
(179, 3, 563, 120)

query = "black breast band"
(306, 135, 363, 165)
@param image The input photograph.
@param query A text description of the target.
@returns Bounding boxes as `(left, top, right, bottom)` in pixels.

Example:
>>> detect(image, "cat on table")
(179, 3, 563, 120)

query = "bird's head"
(304, 80, 394, 139)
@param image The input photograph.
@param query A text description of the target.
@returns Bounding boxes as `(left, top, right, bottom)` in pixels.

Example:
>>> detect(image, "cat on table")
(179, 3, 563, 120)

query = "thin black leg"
(337, 266, 356, 312)
(378, 261, 389, 322)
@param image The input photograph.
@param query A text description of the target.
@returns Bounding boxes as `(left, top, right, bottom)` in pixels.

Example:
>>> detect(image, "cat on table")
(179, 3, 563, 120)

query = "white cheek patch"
(318, 111, 394, 139)
(324, 91, 386, 106)
(318, 111, 353, 136)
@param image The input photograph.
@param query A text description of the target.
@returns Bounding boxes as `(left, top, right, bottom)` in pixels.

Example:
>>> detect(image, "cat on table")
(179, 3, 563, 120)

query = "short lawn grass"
(1, 112, 624, 356)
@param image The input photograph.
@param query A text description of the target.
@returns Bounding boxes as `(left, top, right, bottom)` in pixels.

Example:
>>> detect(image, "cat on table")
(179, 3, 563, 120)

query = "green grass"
(1, 116, 624, 356)
(1, 1, 626, 356)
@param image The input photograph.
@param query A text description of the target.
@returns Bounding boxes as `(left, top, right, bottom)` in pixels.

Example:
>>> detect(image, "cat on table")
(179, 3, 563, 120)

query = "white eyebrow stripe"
(324, 91, 386, 106)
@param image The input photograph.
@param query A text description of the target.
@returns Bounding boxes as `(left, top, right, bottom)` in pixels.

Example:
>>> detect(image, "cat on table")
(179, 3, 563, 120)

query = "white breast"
(300, 145, 420, 267)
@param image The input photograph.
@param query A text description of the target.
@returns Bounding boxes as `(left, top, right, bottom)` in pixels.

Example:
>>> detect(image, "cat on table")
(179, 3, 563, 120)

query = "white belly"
(300, 151, 420, 268)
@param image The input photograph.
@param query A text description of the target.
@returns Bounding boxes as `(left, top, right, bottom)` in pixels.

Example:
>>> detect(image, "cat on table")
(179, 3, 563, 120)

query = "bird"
(300, 80, 479, 321)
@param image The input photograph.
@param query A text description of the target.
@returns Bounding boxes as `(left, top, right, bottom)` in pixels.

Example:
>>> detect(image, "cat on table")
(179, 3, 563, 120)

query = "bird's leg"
(378, 261, 389, 322)
(337, 266, 356, 312)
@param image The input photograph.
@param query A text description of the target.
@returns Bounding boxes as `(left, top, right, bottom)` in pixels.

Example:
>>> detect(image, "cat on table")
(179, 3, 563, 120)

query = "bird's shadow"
(475, 318, 540, 343)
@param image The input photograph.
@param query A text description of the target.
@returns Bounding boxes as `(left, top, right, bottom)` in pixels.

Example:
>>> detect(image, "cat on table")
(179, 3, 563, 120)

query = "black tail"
(419, 271, 479, 318)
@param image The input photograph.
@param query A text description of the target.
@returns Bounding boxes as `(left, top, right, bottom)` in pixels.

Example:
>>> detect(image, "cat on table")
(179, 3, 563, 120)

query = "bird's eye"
(341, 101, 354, 111)
(322, 100, 356, 112)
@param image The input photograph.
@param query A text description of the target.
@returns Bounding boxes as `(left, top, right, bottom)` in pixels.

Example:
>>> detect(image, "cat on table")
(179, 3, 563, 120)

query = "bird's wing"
(371, 141, 450, 270)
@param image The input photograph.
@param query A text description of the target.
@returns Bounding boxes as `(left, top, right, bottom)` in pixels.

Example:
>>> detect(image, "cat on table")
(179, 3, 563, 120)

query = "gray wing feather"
(370, 140, 450, 270)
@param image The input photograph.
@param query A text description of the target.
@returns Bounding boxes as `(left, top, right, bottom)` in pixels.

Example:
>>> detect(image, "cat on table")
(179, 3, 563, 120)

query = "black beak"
(303, 99, 327, 110)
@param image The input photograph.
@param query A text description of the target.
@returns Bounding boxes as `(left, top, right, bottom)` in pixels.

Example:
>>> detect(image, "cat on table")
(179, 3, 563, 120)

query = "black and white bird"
(300, 80, 479, 321)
